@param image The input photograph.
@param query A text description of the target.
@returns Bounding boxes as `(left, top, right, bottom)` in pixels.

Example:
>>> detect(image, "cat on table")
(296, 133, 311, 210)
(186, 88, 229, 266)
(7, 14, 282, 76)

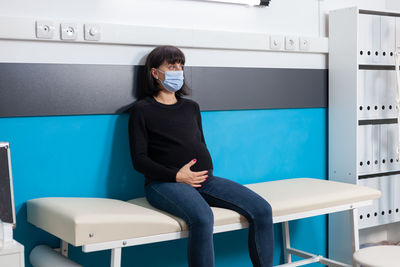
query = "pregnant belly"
(149, 143, 213, 170)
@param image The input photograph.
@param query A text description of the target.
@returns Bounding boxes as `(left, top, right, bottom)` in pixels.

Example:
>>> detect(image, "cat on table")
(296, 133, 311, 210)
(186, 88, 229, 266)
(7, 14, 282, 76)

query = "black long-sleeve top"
(128, 96, 213, 185)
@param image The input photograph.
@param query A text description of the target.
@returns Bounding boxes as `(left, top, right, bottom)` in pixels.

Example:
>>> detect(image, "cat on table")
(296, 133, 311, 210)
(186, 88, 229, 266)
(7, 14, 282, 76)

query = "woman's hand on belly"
(176, 159, 209, 188)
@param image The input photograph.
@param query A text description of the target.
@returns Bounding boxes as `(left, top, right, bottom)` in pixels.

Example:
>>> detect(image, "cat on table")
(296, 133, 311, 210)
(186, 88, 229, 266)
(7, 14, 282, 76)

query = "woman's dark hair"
(142, 45, 191, 99)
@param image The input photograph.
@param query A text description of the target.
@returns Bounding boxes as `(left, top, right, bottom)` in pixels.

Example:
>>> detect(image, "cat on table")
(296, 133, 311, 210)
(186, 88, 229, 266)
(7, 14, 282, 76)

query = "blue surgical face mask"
(157, 69, 184, 93)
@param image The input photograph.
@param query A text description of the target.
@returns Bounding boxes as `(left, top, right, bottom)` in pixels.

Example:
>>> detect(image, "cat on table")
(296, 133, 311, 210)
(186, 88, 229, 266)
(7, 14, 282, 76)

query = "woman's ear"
(151, 68, 159, 80)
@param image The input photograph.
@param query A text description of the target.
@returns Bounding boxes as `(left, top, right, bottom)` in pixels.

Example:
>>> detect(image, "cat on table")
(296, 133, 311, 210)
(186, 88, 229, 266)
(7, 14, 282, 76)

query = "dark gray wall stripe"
(0, 63, 327, 118)
(191, 67, 327, 111)
(0, 63, 137, 118)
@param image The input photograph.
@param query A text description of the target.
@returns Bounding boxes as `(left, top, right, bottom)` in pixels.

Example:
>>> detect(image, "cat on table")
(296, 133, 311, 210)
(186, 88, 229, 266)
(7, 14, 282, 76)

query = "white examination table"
(27, 178, 380, 267)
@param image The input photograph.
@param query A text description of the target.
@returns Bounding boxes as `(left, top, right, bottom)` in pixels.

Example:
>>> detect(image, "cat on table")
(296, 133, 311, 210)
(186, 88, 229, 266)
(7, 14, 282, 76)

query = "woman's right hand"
(176, 159, 209, 187)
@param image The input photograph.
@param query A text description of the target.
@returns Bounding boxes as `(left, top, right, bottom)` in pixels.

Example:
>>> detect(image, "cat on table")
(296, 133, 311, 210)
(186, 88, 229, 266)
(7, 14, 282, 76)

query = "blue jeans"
(144, 171, 274, 267)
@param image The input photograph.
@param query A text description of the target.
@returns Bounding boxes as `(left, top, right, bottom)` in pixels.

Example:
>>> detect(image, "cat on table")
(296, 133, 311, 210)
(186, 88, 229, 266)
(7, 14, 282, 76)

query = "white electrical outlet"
(36, 21, 55, 39)
(60, 23, 78, 40)
(270, 35, 282, 50)
(285, 36, 298, 51)
(84, 24, 101, 41)
(299, 37, 311, 51)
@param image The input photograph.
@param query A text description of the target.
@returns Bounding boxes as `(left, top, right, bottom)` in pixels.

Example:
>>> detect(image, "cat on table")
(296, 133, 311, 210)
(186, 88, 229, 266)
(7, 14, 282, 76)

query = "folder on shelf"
(384, 71, 397, 119)
(396, 18, 400, 50)
(380, 124, 389, 173)
(366, 70, 381, 119)
(372, 124, 381, 173)
(371, 15, 381, 64)
(358, 125, 373, 174)
(359, 14, 374, 64)
(376, 70, 387, 119)
(392, 175, 400, 222)
(358, 70, 367, 119)
(387, 124, 400, 171)
(377, 175, 394, 225)
(358, 177, 380, 228)
(380, 16, 396, 65)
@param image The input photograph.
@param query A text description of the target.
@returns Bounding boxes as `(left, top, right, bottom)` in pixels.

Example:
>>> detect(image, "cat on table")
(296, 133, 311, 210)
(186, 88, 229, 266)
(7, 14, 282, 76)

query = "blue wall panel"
(0, 107, 326, 267)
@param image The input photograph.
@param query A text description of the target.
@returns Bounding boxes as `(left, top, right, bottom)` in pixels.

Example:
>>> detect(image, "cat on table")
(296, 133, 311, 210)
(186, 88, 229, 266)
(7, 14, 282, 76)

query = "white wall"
(0, 0, 394, 69)
(0, 0, 325, 69)
(386, 0, 400, 11)
(0, 0, 319, 36)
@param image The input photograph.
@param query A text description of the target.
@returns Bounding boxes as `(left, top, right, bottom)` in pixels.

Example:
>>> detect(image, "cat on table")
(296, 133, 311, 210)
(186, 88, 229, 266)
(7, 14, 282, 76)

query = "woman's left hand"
(175, 159, 209, 187)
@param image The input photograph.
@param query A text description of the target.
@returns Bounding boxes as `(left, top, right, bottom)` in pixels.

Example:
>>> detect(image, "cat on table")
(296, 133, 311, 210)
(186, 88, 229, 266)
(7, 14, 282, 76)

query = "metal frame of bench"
(55, 200, 369, 267)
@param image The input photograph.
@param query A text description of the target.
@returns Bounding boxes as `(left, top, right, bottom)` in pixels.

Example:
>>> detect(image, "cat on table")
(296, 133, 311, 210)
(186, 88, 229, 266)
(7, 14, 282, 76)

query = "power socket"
(285, 36, 298, 51)
(36, 21, 55, 39)
(299, 38, 310, 51)
(60, 23, 78, 40)
(270, 35, 283, 50)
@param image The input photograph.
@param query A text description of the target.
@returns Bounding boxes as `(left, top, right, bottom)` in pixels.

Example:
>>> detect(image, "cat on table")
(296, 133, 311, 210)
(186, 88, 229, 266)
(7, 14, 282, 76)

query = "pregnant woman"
(129, 45, 274, 267)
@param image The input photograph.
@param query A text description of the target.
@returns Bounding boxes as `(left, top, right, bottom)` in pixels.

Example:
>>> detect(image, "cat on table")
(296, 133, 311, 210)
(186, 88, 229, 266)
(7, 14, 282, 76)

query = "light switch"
(84, 24, 101, 41)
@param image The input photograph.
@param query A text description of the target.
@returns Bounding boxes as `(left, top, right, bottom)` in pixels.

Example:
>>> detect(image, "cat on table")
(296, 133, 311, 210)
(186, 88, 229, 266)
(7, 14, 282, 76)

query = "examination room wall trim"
(0, 16, 329, 54)
(0, 40, 327, 69)
(0, 63, 328, 117)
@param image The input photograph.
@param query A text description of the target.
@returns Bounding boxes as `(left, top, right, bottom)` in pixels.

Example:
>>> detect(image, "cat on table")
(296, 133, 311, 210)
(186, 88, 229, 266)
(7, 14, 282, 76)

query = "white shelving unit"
(0, 240, 24, 267)
(329, 6, 400, 264)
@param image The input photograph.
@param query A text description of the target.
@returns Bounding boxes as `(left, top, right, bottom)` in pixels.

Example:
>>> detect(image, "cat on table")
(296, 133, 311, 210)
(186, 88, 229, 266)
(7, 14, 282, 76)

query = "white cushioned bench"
(27, 178, 381, 267)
